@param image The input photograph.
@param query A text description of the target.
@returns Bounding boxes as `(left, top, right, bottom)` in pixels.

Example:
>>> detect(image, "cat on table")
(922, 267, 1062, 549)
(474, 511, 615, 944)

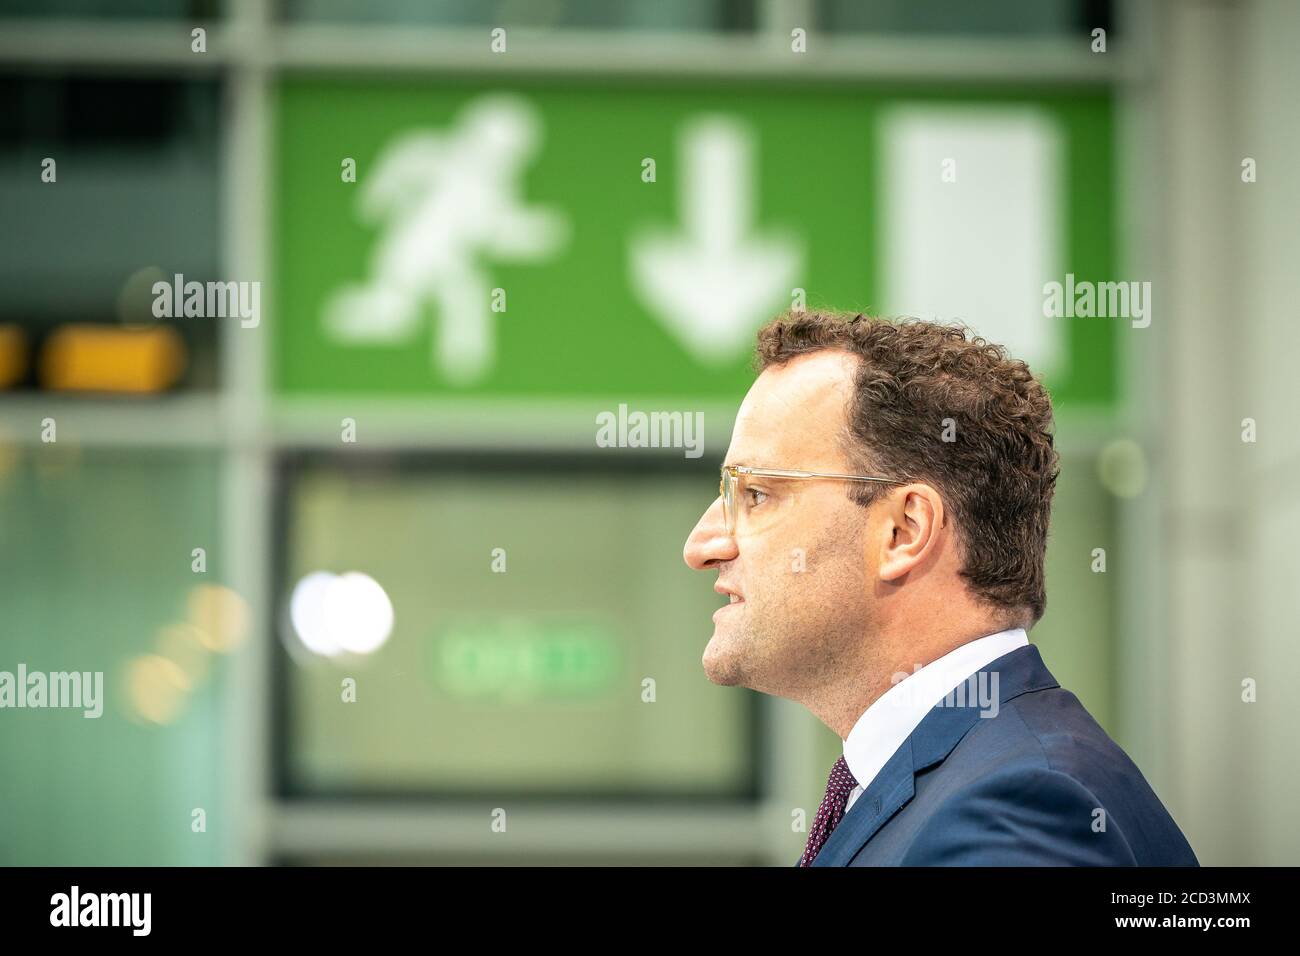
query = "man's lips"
(713, 583, 744, 621)
(714, 583, 744, 604)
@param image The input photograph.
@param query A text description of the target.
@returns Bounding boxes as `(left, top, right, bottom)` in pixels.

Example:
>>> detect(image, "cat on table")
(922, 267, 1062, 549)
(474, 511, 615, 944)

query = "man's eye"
(744, 486, 770, 508)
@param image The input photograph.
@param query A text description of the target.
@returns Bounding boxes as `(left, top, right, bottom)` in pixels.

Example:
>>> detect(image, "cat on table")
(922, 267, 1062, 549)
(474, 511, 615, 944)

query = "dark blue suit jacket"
(808, 643, 1199, 866)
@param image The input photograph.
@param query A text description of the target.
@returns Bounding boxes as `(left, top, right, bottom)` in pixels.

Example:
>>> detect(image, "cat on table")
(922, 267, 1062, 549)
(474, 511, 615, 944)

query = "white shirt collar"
(842, 627, 1029, 798)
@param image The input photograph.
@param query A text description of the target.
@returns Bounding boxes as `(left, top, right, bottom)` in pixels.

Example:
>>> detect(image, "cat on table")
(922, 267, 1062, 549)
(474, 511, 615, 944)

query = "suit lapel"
(809, 643, 1060, 866)
(810, 737, 917, 866)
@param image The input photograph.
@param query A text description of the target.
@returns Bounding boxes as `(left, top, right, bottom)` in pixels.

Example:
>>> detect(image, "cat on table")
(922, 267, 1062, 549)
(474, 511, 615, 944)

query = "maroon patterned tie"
(798, 755, 859, 867)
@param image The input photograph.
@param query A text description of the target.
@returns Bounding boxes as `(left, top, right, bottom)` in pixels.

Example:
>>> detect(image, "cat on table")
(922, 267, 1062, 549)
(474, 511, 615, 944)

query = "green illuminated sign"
(432, 616, 620, 699)
(274, 78, 1116, 406)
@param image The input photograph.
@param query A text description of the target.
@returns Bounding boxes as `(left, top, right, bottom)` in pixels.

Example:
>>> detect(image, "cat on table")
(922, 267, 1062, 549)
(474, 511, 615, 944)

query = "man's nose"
(683, 496, 738, 570)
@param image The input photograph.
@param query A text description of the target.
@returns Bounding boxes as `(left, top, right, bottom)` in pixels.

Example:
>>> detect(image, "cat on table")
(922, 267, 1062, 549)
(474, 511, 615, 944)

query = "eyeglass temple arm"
(732, 467, 908, 485)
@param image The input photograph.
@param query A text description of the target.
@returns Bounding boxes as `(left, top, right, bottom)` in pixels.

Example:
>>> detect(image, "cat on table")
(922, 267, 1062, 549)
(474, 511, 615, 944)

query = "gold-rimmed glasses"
(719, 464, 908, 536)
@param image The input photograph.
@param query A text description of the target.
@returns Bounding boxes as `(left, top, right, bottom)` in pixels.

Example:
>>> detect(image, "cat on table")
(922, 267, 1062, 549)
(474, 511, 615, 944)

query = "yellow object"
(40, 324, 185, 393)
(188, 585, 252, 653)
(0, 324, 27, 388)
(124, 654, 190, 725)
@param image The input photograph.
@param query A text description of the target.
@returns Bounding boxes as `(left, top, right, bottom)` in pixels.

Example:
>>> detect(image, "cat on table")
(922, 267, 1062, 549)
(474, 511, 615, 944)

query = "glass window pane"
(0, 447, 226, 865)
(280, 0, 756, 32)
(817, 0, 1113, 38)
(0, 1, 219, 20)
(0, 74, 222, 393)
(277, 453, 757, 799)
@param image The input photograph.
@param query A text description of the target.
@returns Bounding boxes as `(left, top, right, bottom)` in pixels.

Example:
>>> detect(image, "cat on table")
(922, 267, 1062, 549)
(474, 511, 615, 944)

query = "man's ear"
(876, 484, 946, 582)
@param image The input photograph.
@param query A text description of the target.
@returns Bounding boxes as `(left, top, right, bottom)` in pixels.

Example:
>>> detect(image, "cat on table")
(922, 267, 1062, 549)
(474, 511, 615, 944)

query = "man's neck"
(804, 616, 1016, 740)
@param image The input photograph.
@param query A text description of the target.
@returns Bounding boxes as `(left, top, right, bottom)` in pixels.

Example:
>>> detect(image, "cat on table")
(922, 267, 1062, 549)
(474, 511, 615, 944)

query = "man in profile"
(683, 310, 1198, 866)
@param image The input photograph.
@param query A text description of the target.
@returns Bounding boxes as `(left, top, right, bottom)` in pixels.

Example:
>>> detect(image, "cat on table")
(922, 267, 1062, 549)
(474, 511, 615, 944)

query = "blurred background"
(0, 0, 1296, 866)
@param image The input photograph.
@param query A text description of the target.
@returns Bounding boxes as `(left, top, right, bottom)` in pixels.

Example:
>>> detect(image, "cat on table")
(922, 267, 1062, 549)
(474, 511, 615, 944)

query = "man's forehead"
(727, 350, 860, 467)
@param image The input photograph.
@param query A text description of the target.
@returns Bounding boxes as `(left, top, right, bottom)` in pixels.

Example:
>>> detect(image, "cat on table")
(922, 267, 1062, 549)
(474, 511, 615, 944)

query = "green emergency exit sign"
(273, 77, 1116, 406)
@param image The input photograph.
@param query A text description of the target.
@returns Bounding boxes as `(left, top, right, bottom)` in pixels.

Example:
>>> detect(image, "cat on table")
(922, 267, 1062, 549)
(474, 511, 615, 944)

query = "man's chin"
(701, 632, 746, 686)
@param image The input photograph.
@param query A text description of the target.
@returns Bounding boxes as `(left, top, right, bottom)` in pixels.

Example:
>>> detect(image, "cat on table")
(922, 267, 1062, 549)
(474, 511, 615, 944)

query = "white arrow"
(629, 115, 803, 365)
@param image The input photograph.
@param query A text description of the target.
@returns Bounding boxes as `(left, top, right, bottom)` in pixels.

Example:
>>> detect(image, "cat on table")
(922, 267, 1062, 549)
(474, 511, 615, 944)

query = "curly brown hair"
(755, 310, 1059, 626)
